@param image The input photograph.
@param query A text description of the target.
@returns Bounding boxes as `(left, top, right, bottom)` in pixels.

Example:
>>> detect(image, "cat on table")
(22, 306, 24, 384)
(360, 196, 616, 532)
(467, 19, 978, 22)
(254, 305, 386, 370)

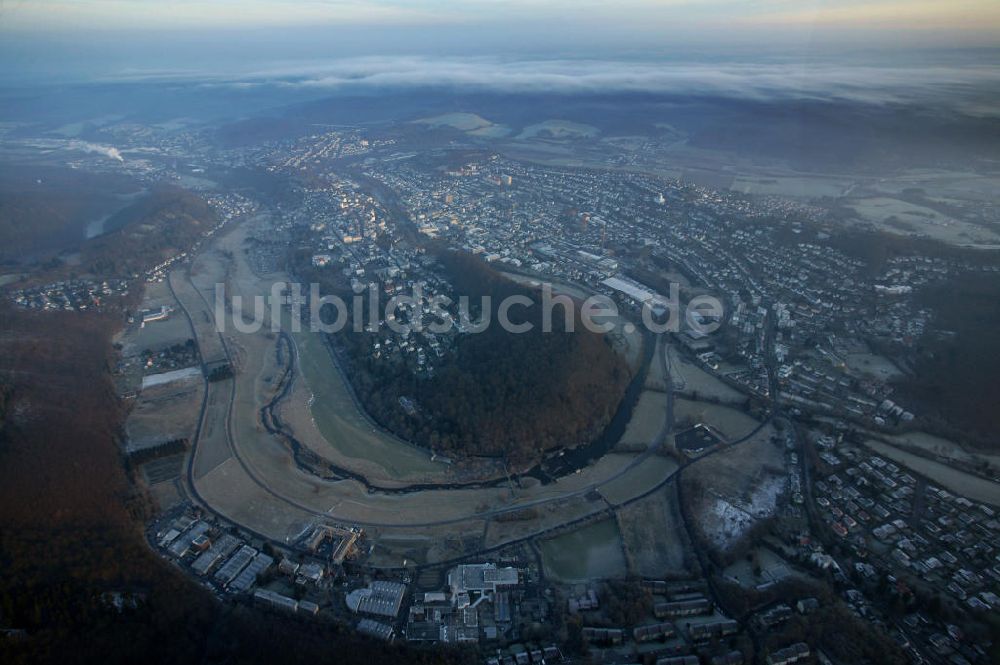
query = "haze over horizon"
(1, 0, 999, 85)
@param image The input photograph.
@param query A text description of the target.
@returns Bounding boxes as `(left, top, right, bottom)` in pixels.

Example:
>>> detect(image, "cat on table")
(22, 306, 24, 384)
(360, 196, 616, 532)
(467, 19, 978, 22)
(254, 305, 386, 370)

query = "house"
(767, 643, 810, 665)
(796, 598, 819, 614)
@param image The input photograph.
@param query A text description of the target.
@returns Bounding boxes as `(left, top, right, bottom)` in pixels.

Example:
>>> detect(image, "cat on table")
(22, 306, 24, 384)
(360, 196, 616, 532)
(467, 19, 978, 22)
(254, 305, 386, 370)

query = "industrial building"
(191, 534, 239, 576)
(167, 521, 210, 558)
(214, 545, 257, 586)
(229, 553, 274, 592)
(346, 580, 407, 618)
(357, 619, 394, 642)
(254, 588, 298, 613)
(448, 563, 519, 595)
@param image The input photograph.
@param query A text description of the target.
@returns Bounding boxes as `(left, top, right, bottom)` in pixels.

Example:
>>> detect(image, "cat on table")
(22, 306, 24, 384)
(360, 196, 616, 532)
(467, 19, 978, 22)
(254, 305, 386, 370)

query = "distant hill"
(277, 89, 1000, 174)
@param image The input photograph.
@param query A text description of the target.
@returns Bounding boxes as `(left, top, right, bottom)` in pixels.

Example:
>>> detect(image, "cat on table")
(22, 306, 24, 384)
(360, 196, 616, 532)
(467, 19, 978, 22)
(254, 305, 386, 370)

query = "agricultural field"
(883, 430, 1000, 470)
(667, 345, 745, 403)
(864, 439, 1000, 507)
(482, 496, 604, 550)
(615, 485, 688, 577)
(845, 196, 1000, 246)
(644, 337, 669, 391)
(287, 321, 442, 479)
(193, 455, 317, 541)
(516, 120, 600, 140)
(867, 169, 1000, 203)
(673, 398, 760, 441)
(413, 113, 510, 138)
(731, 173, 853, 199)
(145, 472, 184, 511)
(367, 523, 488, 568)
(617, 391, 668, 448)
(539, 518, 627, 583)
(125, 376, 202, 453)
(597, 454, 678, 505)
(142, 454, 185, 485)
(168, 268, 226, 365)
(683, 426, 785, 554)
(0, 273, 26, 286)
(190, 380, 232, 479)
(141, 366, 201, 389)
(842, 351, 903, 380)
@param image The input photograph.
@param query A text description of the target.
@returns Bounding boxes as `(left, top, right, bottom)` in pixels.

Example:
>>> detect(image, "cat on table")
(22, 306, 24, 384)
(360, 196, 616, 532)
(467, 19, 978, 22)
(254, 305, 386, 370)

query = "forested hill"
(0, 165, 140, 259)
(0, 303, 472, 665)
(82, 187, 216, 277)
(341, 250, 631, 464)
(894, 272, 1000, 450)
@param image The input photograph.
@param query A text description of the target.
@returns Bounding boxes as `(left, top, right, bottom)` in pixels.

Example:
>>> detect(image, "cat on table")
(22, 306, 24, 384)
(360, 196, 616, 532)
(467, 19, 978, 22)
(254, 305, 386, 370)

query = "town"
(4, 110, 999, 665)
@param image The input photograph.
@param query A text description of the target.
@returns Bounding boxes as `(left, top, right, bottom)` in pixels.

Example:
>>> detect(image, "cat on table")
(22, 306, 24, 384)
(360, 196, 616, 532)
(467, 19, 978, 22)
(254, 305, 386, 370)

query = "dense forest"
(0, 165, 140, 259)
(0, 175, 216, 288)
(713, 577, 909, 665)
(893, 272, 1000, 449)
(82, 187, 217, 278)
(320, 250, 631, 464)
(0, 303, 470, 665)
(779, 225, 1000, 450)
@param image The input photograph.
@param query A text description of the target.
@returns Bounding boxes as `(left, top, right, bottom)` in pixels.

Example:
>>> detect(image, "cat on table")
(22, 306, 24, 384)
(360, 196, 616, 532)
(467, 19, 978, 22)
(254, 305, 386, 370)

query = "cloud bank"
(136, 56, 1000, 115)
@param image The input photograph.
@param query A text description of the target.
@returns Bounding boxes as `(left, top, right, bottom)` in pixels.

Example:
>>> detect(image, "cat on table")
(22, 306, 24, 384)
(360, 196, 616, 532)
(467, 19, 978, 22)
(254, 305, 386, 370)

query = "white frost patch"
(702, 474, 786, 551)
(706, 499, 752, 550)
(141, 366, 202, 389)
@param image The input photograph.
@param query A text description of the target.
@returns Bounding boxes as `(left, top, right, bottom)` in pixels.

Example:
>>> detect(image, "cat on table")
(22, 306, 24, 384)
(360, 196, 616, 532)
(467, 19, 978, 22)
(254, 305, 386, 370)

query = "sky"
(2, 0, 999, 44)
(0, 1, 998, 85)
(0, 0, 998, 37)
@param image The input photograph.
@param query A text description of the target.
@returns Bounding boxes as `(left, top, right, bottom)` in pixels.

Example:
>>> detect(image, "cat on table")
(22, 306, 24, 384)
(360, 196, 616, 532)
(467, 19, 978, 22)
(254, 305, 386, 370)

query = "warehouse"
(346, 580, 407, 618)
(214, 545, 257, 585)
(254, 588, 298, 612)
(229, 553, 274, 592)
(357, 619, 394, 642)
(448, 563, 519, 595)
(191, 534, 239, 576)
